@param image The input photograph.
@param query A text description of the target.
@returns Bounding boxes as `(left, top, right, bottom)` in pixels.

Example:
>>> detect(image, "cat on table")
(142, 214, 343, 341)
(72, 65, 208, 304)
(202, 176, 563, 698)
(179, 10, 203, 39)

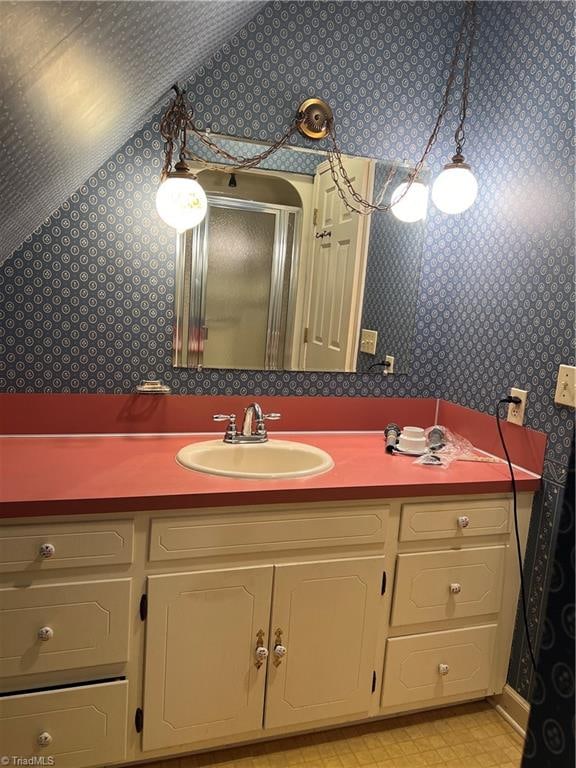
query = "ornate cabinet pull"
(254, 629, 268, 669)
(273, 628, 287, 666)
(450, 583, 462, 594)
(457, 515, 470, 529)
(438, 663, 450, 676)
(315, 230, 332, 239)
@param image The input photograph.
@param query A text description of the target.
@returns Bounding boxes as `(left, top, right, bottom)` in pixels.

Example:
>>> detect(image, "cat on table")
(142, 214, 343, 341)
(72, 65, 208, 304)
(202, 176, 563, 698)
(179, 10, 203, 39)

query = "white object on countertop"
(398, 426, 427, 453)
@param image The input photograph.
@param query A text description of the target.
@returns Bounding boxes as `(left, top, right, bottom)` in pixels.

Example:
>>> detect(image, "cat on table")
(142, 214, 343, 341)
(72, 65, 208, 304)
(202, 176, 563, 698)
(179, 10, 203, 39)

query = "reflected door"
(303, 157, 373, 371)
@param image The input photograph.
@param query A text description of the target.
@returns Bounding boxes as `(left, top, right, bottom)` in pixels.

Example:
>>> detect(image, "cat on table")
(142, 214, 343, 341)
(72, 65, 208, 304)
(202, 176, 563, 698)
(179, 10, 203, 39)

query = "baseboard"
(489, 684, 530, 737)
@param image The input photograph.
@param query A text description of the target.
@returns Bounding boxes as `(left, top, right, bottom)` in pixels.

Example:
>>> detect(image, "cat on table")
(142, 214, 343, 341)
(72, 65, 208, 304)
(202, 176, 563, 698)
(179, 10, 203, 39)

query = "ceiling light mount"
(296, 98, 333, 140)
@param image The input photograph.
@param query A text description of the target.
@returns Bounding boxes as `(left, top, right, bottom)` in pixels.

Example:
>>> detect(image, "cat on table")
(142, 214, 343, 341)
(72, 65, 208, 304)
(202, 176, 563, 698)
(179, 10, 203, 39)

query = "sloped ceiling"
(0, 0, 265, 264)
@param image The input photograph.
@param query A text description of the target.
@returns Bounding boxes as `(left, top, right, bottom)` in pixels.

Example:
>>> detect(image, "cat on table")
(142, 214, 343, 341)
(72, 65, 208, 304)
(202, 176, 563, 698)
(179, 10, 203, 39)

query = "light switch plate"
(554, 364, 576, 407)
(507, 388, 528, 425)
(360, 329, 378, 355)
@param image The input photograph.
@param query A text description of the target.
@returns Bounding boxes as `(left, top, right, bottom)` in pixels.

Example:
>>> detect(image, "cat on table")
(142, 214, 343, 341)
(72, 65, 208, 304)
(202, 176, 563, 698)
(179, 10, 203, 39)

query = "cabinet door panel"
(265, 557, 384, 729)
(143, 566, 273, 751)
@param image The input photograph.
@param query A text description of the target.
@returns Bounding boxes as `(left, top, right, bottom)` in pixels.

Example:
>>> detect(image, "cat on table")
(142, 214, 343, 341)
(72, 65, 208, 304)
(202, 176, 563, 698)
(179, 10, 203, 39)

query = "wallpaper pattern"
(0, 1, 574, 699)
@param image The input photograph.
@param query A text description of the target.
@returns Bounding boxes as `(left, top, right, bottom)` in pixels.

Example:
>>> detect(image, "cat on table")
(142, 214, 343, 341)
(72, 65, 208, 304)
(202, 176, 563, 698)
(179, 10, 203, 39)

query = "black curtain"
(522, 434, 575, 767)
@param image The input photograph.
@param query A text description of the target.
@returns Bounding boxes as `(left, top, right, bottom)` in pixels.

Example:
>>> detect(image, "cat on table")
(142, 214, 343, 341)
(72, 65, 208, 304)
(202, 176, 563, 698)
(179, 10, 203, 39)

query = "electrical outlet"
(554, 364, 576, 407)
(507, 388, 528, 425)
(385, 354, 395, 374)
(360, 329, 378, 355)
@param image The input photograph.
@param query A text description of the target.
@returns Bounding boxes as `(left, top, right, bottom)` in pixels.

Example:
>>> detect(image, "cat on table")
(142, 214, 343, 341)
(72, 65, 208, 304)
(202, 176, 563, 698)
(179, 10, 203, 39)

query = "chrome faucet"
(213, 402, 281, 444)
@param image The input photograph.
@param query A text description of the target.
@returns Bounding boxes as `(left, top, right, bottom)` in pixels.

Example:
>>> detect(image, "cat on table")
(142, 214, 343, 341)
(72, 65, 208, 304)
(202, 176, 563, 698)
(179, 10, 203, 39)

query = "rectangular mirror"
(172, 136, 428, 374)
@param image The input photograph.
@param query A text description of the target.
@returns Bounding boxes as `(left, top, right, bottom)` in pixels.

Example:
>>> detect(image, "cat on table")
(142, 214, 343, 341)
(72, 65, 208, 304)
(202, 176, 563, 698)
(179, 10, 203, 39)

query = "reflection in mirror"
(172, 138, 428, 374)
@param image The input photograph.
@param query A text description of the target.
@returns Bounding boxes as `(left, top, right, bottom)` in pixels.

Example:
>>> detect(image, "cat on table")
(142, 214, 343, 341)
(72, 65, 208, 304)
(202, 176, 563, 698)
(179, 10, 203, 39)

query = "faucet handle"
(213, 413, 238, 442)
(213, 414, 236, 422)
(263, 413, 281, 421)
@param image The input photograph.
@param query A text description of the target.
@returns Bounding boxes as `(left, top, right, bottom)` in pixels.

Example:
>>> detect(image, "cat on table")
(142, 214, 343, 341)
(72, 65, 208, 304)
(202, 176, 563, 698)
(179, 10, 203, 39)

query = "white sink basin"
(176, 439, 334, 479)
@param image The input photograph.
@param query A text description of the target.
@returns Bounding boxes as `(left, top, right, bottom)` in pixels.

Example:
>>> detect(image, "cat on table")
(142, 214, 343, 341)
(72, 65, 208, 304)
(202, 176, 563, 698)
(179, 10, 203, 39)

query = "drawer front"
(392, 546, 506, 626)
(150, 505, 388, 562)
(0, 680, 127, 768)
(0, 519, 134, 573)
(400, 499, 510, 542)
(0, 579, 131, 678)
(381, 625, 497, 709)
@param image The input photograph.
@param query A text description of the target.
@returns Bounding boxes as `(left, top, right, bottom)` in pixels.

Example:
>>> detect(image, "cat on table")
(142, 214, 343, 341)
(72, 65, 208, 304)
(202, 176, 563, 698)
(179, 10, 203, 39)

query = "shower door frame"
(172, 196, 302, 371)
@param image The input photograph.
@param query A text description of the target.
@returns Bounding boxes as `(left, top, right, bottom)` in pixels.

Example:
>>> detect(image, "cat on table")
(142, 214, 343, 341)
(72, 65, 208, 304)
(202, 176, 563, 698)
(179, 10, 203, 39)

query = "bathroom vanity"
(0, 432, 538, 767)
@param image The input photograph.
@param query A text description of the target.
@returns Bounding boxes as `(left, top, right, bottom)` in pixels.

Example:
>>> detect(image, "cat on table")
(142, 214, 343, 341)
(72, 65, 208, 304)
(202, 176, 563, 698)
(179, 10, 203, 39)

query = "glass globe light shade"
(431, 157, 478, 214)
(390, 181, 429, 223)
(156, 165, 207, 232)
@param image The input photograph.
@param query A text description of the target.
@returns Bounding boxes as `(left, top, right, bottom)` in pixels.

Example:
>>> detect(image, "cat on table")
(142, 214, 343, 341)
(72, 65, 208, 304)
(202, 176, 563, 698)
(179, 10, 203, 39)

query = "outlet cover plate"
(385, 354, 395, 374)
(554, 364, 576, 407)
(507, 388, 528, 426)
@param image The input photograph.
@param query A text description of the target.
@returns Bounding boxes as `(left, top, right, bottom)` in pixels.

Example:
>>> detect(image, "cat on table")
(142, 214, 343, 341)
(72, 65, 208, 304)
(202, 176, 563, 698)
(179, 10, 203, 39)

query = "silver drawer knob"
(37, 626, 54, 642)
(457, 516, 470, 529)
(37, 731, 53, 747)
(450, 583, 462, 594)
(39, 543, 55, 559)
(438, 663, 450, 676)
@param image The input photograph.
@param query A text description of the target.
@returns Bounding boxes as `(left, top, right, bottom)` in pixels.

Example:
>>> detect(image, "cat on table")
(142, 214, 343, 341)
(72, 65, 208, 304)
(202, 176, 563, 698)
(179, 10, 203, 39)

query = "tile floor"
(132, 701, 524, 768)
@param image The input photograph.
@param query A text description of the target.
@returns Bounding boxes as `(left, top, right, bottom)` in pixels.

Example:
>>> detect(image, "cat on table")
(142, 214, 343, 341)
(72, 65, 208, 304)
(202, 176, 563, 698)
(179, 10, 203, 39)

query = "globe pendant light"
(431, 152, 478, 214)
(156, 160, 207, 232)
(391, 180, 429, 223)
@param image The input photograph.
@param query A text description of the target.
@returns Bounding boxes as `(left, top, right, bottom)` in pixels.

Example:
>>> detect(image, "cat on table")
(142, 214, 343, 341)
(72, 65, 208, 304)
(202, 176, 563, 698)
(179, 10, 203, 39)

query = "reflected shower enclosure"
(173, 197, 301, 370)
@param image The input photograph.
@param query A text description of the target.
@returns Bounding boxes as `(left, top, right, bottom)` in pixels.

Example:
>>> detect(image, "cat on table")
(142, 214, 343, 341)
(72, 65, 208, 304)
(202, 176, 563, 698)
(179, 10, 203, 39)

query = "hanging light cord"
(495, 399, 538, 673)
(327, 0, 477, 214)
(455, 0, 477, 155)
(158, 1, 477, 212)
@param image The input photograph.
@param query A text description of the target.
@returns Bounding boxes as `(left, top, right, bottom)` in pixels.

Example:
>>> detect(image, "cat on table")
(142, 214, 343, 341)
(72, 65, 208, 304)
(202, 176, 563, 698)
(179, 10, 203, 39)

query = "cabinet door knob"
(274, 644, 287, 661)
(255, 646, 269, 663)
(254, 629, 268, 669)
(37, 732, 53, 747)
(450, 583, 462, 594)
(39, 543, 55, 559)
(457, 515, 470, 529)
(438, 663, 450, 676)
(37, 626, 54, 642)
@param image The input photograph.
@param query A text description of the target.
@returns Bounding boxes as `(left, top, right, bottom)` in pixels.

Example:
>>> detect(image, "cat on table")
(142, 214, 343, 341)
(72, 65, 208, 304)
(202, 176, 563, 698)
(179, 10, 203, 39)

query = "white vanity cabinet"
(142, 555, 385, 751)
(0, 491, 533, 768)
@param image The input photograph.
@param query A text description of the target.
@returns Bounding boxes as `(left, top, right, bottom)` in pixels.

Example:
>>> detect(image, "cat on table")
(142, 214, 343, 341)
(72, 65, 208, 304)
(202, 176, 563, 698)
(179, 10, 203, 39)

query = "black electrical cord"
(496, 397, 538, 673)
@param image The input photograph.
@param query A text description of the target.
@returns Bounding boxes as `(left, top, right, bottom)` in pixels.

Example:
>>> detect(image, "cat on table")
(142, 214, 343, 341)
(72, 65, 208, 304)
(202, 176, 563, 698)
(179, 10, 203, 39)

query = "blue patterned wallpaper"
(0, 1, 574, 698)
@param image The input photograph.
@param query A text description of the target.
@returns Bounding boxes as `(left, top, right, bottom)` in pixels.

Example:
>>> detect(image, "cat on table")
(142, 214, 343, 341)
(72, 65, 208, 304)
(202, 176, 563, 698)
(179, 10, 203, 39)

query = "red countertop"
(0, 432, 541, 518)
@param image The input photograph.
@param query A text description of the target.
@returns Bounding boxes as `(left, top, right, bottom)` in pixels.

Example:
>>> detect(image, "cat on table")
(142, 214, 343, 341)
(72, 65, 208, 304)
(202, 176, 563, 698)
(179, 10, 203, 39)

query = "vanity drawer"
(391, 546, 505, 626)
(149, 504, 388, 561)
(0, 519, 134, 573)
(381, 624, 497, 709)
(399, 499, 510, 542)
(0, 679, 128, 768)
(0, 579, 131, 679)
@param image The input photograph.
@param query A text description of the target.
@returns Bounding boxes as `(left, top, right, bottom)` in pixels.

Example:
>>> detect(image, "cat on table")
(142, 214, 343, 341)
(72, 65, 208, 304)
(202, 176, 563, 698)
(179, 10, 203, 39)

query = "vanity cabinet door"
(265, 556, 385, 730)
(142, 565, 273, 751)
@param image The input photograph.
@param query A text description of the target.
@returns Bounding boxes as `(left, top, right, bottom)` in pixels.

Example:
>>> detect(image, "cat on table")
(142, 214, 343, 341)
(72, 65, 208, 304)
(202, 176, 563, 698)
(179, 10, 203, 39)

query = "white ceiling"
(0, 0, 265, 263)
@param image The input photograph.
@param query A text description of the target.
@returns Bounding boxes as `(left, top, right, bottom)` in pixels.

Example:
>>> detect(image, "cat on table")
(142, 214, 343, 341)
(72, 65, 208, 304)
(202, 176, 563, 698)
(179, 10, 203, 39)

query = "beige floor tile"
(127, 702, 524, 768)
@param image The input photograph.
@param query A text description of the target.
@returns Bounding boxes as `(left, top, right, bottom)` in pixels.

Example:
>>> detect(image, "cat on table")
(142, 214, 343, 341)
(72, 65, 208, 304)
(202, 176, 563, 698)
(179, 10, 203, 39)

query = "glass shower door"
(202, 205, 277, 370)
